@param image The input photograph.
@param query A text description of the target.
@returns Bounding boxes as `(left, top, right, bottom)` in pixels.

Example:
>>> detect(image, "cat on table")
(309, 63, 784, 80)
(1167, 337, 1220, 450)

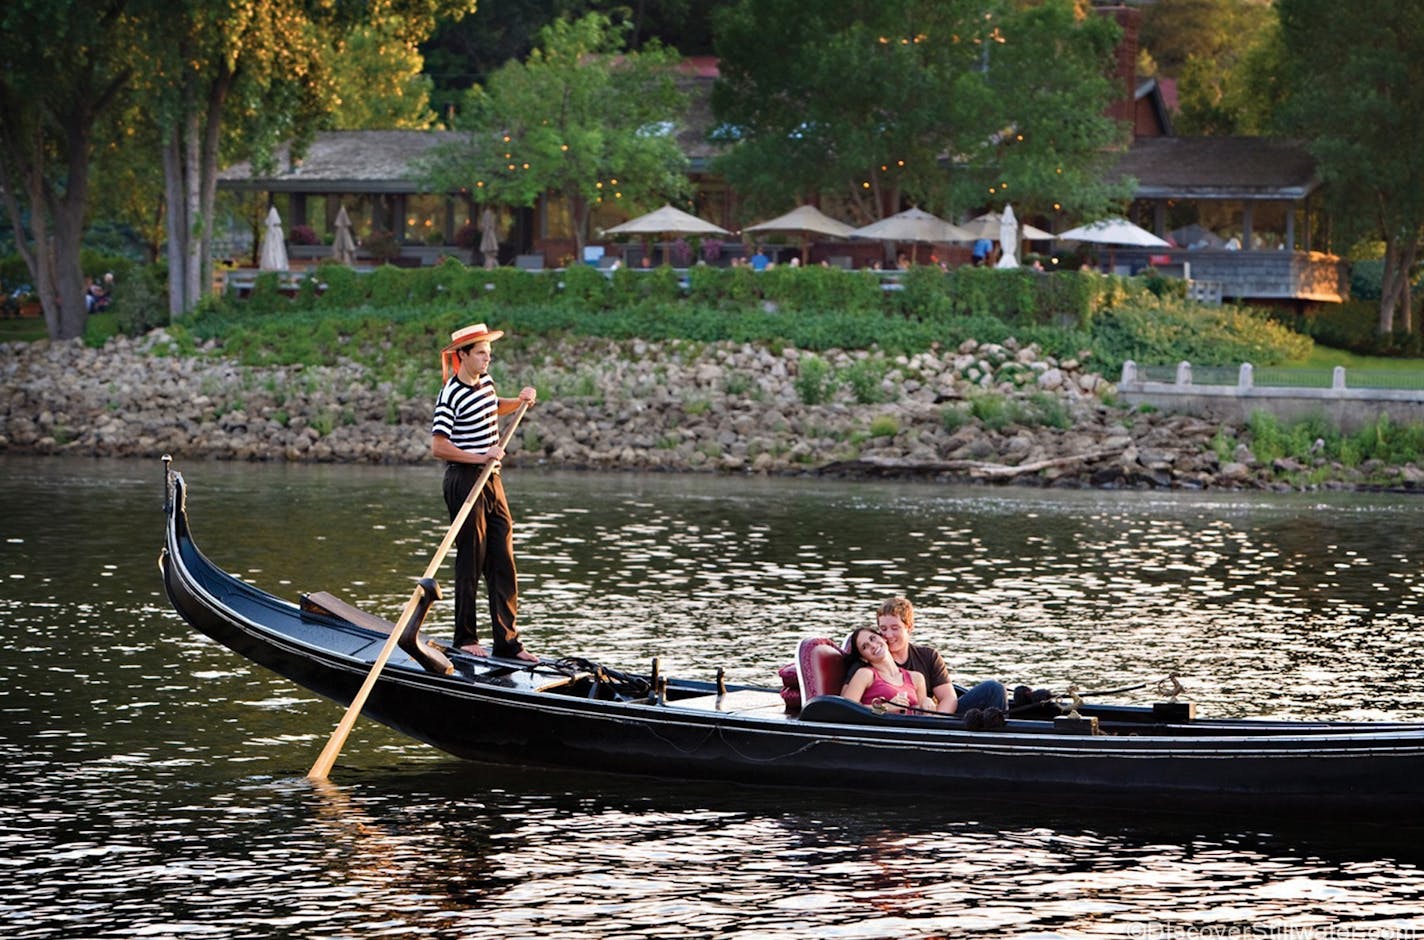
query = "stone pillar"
(1238, 363, 1254, 390)
(1333, 366, 1347, 391)
(1176, 361, 1193, 386)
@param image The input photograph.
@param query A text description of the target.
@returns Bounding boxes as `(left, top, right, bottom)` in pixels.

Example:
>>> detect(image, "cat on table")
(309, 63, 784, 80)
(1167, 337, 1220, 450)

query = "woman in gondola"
(840, 627, 927, 714)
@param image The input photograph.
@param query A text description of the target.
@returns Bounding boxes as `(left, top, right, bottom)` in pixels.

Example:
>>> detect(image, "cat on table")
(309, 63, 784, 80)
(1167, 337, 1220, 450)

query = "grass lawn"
(1294, 345, 1424, 372)
(0, 313, 118, 346)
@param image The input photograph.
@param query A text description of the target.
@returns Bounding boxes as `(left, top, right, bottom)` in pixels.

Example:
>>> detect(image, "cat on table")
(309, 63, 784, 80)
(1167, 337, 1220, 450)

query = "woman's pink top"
(858, 666, 919, 708)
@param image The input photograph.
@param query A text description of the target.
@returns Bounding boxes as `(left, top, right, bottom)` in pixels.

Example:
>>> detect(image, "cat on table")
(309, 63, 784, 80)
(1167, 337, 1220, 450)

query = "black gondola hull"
(160, 466, 1424, 819)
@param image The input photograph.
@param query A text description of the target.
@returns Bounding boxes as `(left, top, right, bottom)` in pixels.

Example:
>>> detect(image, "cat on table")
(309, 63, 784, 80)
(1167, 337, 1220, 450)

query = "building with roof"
(216, 6, 1345, 304)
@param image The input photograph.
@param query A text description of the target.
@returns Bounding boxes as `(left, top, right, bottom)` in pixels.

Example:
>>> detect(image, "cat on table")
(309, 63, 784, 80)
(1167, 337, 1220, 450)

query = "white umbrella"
(959, 211, 1054, 241)
(259, 206, 289, 271)
(850, 206, 974, 245)
(1056, 217, 1170, 248)
(851, 207, 974, 266)
(602, 204, 730, 238)
(330, 205, 357, 266)
(745, 205, 857, 239)
(996, 203, 1020, 269)
(479, 208, 499, 270)
(744, 205, 856, 264)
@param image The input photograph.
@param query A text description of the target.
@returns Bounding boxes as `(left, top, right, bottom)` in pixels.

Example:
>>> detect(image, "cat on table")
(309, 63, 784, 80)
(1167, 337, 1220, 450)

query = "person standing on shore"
(432, 322, 538, 662)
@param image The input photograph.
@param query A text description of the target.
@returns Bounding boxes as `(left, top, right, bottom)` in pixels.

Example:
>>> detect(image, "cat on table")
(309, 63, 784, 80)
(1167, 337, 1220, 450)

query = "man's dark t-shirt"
(898, 643, 951, 691)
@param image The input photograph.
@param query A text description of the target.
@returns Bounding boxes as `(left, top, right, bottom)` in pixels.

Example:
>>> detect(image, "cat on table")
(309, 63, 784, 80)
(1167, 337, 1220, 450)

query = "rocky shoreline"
(4, 330, 1423, 491)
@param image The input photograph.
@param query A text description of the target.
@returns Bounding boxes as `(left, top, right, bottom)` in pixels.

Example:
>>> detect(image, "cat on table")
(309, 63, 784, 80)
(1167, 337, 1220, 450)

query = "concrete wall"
(1117, 361, 1424, 432)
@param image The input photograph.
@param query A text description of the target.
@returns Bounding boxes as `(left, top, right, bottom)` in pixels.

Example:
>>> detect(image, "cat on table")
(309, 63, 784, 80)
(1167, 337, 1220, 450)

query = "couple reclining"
(842, 597, 1006, 718)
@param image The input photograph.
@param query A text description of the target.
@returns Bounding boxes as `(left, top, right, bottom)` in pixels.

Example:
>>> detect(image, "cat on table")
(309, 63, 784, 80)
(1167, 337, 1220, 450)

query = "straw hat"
(441, 322, 505, 380)
(443, 322, 504, 351)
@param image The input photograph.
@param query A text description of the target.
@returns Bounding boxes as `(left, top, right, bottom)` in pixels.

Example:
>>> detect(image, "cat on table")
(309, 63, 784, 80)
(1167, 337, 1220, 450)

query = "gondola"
(159, 462, 1424, 819)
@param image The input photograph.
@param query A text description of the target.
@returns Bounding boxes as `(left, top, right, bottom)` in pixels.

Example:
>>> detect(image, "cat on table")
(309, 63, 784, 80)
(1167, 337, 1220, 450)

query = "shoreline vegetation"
(3, 262, 1423, 491)
(5, 324, 1424, 492)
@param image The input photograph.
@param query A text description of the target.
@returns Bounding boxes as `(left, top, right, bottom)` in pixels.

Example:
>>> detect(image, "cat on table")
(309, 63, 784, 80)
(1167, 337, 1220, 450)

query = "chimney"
(1095, 4, 1142, 126)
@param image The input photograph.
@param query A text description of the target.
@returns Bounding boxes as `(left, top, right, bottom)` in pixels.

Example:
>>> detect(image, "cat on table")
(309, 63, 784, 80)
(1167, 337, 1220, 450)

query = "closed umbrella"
(331, 205, 357, 266)
(479, 208, 499, 270)
(259, 206, 289, 271)
(996, 203, 1020, 269)
(850, 207, 973, 265)
(745, 204, 856, 264)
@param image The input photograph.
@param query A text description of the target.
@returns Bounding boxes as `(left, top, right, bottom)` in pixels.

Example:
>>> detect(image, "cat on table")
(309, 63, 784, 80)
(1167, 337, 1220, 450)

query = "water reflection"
(6, 455, 1424, 937)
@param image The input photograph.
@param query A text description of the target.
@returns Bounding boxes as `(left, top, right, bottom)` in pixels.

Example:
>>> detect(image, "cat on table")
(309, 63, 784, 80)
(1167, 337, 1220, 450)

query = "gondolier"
(432, 323, 538, 662)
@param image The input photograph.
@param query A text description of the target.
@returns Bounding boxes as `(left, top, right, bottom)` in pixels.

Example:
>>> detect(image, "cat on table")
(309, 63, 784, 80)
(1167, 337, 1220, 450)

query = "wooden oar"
(307, 400, 532, 780)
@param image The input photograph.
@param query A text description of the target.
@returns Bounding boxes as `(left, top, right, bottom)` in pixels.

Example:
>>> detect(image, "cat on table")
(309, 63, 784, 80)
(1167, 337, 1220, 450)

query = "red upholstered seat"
(796, 637, 848, 704)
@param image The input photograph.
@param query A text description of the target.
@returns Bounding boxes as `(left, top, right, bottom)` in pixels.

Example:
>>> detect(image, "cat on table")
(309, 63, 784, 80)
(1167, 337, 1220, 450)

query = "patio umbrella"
(330, 205, 357, 266)
(959, 210, 1054, 242)
(603, 204, 730, 238)
(996, 203, 1020, 269)
(850, 207, 973, 265)
(1057, 217, 1170, 272)
(602, 204, 730, 266)
(479, 208, 499, 270)
(1056, 217, 1170, 248)
(258, 206, 289, 271)
(745, 204, 857, 264)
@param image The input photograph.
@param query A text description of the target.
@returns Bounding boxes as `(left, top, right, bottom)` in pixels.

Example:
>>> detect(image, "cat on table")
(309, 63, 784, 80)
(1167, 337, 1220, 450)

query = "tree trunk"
(163, 64, 231, 316)
(1398, 236, 1419, 335)
(1379, 236, 1405, 335)
(163, 129, 188, 317)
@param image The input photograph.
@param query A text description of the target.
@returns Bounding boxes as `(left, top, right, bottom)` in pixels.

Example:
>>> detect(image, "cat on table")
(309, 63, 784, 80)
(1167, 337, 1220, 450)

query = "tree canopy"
(709, 0, 1129, 226)
(420, 12, 690, 254)
(1278, 0, 1424, 333)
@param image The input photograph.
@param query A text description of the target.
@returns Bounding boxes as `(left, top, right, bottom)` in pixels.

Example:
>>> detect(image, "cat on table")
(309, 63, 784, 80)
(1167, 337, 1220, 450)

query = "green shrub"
(894, 265, 953, 321)
(366, 264, 412, 306)
(246, 271, 286, 313)
(950, 267, 1038, 321)
(968, 392, 1011, 430)
(794, 354, 836, 404)
(1288, 300, 1424, 357)
(315, 262, 368, 308)
(110, 264, 170, 337)
(560, 263, 611, 309)
(1091, 299, 1312, 374)
(868, 414, 900, 437)
(841, 357, 889, 404)
(941, 404, 970, 431)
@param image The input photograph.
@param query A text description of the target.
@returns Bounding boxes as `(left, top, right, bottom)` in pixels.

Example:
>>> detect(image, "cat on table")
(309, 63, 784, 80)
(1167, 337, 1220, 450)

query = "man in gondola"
(432, 323, 538, 662)
(875, 596, 1006, 714)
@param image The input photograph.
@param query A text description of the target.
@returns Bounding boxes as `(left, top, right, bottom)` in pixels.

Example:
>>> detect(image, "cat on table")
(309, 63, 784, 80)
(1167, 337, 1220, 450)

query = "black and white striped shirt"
(432, 373, 499, 453)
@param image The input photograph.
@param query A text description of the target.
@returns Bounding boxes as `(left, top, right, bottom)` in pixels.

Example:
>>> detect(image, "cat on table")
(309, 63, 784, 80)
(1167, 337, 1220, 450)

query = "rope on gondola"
(715, 725, 825, 762)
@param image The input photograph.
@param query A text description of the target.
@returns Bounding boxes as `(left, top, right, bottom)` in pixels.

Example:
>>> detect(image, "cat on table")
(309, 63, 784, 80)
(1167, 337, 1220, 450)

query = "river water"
(4, 454, 1424, 939)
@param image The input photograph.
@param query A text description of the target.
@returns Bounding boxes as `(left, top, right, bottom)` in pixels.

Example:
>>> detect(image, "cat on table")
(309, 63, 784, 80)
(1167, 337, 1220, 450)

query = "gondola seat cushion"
(797, 637, 848, 705)
(778, 662, 800, 713)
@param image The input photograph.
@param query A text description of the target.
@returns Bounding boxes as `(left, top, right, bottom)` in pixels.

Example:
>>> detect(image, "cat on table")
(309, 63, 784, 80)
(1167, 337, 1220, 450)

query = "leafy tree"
(420, 12, 690, 255)
(1277, 0, 1424, 334)
(420, 0, 718, 119)
(144, 0, 474, 316)
(978, 0, 1131, 220)
(1139, 0, 1273, 76)
(0, 0, 151, 340)
(328, 18, 441, 130)
(1147, 0, 1280, 136)
(710, 0, 1128, 226)
(91, 101, 168, 263)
